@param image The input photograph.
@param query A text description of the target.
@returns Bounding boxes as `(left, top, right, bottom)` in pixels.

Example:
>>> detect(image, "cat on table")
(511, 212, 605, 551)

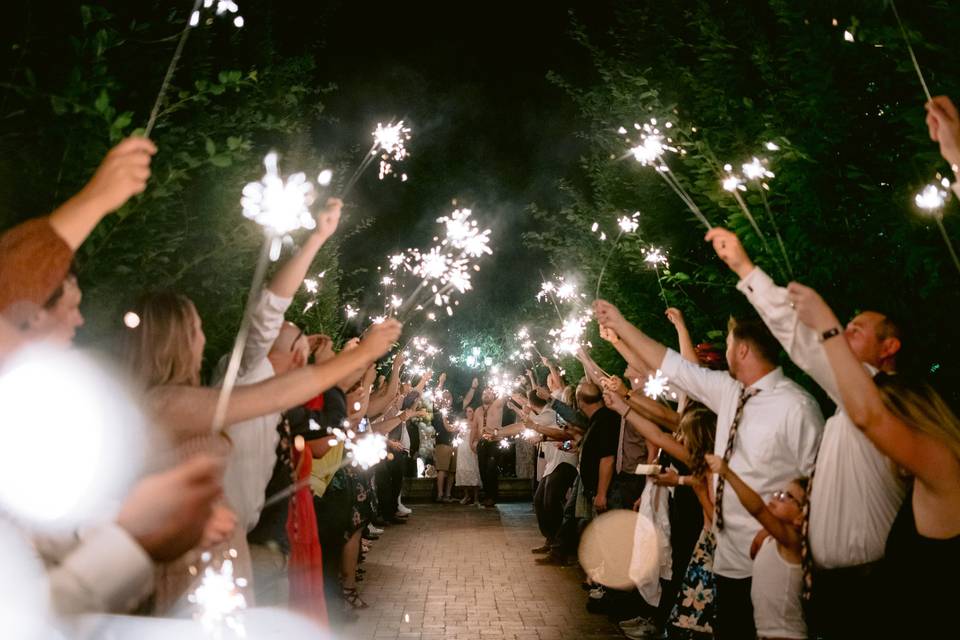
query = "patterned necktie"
(616, 415, 626, 474)
(714, 386, 760, 530)
(800, 462, 817, 601)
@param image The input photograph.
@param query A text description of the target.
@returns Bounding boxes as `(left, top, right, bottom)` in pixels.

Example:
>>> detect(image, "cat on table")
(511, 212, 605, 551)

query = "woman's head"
(123, 292, 205, 388)
(466, 406, 475, 422)
(678, 403, 717, 478)
(768, 477, 808, 527)
(875, 373, 960, 463)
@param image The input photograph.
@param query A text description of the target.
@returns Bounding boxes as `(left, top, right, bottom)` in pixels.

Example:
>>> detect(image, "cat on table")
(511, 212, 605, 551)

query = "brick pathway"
(342, 502, 623, 640)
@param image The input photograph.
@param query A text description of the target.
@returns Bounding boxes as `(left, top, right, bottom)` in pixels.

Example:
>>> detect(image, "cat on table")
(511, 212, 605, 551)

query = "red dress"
(286, 443, 328, 626)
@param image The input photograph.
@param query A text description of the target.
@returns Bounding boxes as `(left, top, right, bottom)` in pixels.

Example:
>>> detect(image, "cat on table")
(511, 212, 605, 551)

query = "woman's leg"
(341, 530, 362, 589)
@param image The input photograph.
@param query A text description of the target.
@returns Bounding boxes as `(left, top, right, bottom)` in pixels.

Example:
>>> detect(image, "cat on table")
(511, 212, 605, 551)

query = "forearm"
(675, 324, 698, 365)
(614, 320, 667, 372)
(597, 457, 614, 498)
(578, 351, 606, 386)
(372, 414, 404, 435)
(626, 394, 680, 431)
(462, 386, 476, 409)
(624, 410, 687, 463)
(267, 232, 326, 298)
(47, 192, 111, 251)
(721, 467, 765, 517)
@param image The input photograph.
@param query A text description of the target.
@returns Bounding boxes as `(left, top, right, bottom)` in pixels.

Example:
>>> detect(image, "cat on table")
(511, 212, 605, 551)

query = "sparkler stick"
(595, 213, 641, 298)
(916, 179, 960, 277)
(757, 187, 794, 279)
(890, 0, 933, 102)
(144, 0, 204, 137)
(340, 120, 411, 198)
(655, 168, 713, 230)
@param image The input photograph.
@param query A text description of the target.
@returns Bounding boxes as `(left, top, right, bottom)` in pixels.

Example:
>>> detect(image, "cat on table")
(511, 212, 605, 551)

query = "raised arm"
(577, 347, 607, 387)
(367, 354, 404, 417)
(48, 137, 156, 250)
(665, 308, 699, 365)
(594, 300, 667, 372)
(266, 198, 341, 298)
(151, 320, 401, 439)
(462, 378, 478, 410)
(790, 283, 959, 490)
(605, 389, 686, 463)
(706, 454, 800, 549)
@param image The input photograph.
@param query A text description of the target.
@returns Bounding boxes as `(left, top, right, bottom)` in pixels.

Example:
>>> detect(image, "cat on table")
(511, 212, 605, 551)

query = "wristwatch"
(819, 327, 842, 343)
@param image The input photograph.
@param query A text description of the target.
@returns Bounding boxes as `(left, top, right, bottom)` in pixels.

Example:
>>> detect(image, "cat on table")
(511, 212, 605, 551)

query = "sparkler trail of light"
(595, 212, 641, 298)
(890, 0, 933, 102)
(916, 178, 960, 277)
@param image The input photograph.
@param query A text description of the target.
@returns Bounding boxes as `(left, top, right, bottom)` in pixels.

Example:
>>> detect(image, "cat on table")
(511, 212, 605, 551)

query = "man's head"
(527, 388, 547, 410)
(13, 273, 84, 346)
(268, 322, 310, 374)
(844, 311, 902, 373)
(575, 380, 604, 417)
(725, 315, 781, 384)
(481, 388, 496, 406)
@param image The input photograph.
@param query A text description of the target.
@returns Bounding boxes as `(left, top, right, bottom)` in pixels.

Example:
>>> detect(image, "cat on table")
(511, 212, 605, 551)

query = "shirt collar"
(746, 366, 784, 393)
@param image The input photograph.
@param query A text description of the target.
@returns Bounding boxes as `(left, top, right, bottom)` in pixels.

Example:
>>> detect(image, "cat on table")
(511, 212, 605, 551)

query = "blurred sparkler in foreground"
(916, 177, 960, 277)
(643, 370, 670, 400)
(188, 557, 248, 637)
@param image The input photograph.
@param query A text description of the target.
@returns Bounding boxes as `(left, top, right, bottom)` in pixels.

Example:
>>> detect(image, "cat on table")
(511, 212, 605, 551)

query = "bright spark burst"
(345, 305, 358, 319)
(537, 277, 580, 302)
(915, 178, 952, 211)
(389, 254, 406, 270)
(643, 370, 669, 400)
(303, 278, 319, 294)
(371, 315, 387, 324)
(644, 247, 669, 267)
(188, 558, 247, 636)
(622, 118, 678, 166)
(328, 426, 389, 469)
(722, 172, 746, 192)
(499, 439, 510, 449)
(549, 309, 593, 356)
(617, 212, 640, 233)
(373, 121, 412, 180)
(241, 152, 317, 238)
(436, 208, 492, 258)
(741, 157, 775, 181)
(317, 169, 333, 186)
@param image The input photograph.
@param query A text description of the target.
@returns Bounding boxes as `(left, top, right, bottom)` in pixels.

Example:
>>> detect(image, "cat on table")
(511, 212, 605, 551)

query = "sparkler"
(212, 152, 318, 433)
(595, 211, 641, 298)
(721, 162, 782, 278)
(188, 557, 248, 636)
(144, 0, 244, 137)
(643, 370, 670, 400)
(621, 118, 712, 230)
(915, 177, 960, 277)
(889, 1, 933, 102)
(340, 120, 413, 197)
(644, 247, 670, 307)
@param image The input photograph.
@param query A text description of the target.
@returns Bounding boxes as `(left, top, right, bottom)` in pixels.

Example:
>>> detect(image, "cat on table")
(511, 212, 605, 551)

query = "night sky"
(302, 1, 616, 340)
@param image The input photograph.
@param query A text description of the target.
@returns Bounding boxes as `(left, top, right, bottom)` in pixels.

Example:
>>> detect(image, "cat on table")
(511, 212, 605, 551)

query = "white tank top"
(750, 536, 807, 638)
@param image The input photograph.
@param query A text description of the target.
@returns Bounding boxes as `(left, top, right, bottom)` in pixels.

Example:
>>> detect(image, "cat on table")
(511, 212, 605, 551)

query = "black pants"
(477, 440, 500, 502)
(714, 575, 755, 640)
(609, 472, 646, 511)
(374, 452, 406, 519)
(534, 463, 577, 542)
(808, 563, 881, 639)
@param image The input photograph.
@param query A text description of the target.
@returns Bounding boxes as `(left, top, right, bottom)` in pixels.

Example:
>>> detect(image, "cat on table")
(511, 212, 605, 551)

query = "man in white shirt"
(212, 198, 341, 601)
(707, 227, 907, 639)
(594, 300, 823, 639)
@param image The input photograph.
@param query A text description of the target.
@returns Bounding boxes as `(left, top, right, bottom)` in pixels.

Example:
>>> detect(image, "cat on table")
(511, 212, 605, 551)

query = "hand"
(471, 377, 479, 389)
(77, 137, 157, 214)
(313, 197, 342, 242)
(653, 469, 679, 487)
(704, 453, 727, 476)
(535, 386, 550, 401)
(705, 228, 754, 279)
(200, 504, 236, 548)
(926, 96, 960, 170)
(309, 334, 334, 362)
(346, 386, 368, 416)
(602, 375, 627, 397)
(598, 325, 620, 344)
(437, 372, 447, 389)
(116, 455, 224, 562)
(632, 496, 643, 512)
(593, 494, 608, 513)
(593, 300, 626, 330)
(664, 307, 686, 330)
(603, 389, 628, 415)
(387, 439, 405, 452)
(546, 370, 562, 392)
(358, 319, 402, 359)
(786, 282, 840, 333)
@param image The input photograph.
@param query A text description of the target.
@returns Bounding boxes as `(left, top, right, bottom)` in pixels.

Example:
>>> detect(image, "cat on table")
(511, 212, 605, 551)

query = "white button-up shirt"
(660, 349, 824, 578)
(213, 288, 292, 533)
(737, 267, 907, 568)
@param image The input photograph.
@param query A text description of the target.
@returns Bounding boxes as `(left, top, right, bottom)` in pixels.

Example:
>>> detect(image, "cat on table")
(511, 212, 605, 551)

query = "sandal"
(341, 586, 369, 609)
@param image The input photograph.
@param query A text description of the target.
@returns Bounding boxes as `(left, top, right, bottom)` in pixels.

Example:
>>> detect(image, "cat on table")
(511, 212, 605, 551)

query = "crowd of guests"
(0, 97, 959, 640)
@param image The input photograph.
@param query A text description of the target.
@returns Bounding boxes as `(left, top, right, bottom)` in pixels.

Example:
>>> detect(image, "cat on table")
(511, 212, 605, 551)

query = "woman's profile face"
(189, 305, 206, 374)
(466, 407, 475, 421)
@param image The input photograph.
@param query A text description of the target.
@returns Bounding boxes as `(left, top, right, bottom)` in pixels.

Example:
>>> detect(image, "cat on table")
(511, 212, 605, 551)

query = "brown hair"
(728, 314, 781, 366)
(123, 292, 201, 388)
(679, 404, 717, 478)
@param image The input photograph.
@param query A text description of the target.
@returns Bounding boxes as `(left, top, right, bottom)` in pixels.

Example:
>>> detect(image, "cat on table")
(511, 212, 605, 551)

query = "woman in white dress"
(457, 405, 482, 505)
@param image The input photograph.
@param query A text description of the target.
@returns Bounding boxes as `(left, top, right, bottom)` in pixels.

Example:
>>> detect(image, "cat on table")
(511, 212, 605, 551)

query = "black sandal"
(341, 586, 369, 609)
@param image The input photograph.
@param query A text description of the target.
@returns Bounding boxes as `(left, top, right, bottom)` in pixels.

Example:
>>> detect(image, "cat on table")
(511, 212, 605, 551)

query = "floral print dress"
(667, 527, 717, 638)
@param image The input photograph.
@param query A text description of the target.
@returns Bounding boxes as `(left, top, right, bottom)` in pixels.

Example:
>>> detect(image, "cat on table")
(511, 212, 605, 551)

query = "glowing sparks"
(915, 178, 952, 211)
(241, 152, 317, 243)
(346, 434, 389, 469)
(345, 304, 358, 319)
(499, 439, 510, 449)
(371, 315, 387, 324)
(742, 157, 775, 181)
(317, 169, 333, 186)
(538, 277, 580, 302)
(844, 30, 855, 42)
(617, 212, 640, 234)
(722, 173, 746, 192)
(123, 311, 140, 329)
(643, 370, 669, 400)
(389, 254, 406, 270)
(644, 247, 669, 267)
(765, 142, 780, 151)
(303, 278, 319, 294)
(373, 121, 412, 180)
(549, 309, 593, 357)
(188, 558, 247, 636)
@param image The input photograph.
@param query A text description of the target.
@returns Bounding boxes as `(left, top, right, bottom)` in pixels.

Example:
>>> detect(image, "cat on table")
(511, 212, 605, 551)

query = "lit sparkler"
(340, 119, 414, 197)
(916, 177, 960, 277)
(596, 211, 641, 297)
(241, 151, 317, 259)
(643, 370, 669, 400)
(188, 557, 248, 636)
(644, 247, 670, 307)
(620, 118, 712, 229)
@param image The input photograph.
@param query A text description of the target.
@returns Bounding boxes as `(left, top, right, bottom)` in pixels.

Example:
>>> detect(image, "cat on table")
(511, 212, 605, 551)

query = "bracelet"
(819, 327, 842, 343)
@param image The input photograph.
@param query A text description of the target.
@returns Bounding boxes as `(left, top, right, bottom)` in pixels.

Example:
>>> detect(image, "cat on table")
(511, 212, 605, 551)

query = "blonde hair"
(123, 292, 201, 388)
(679, 403, 717, 478)
(876, 374, 960, 462)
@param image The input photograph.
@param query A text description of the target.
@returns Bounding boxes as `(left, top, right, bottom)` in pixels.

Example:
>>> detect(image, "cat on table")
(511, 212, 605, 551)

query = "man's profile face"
(25, 276, 84, 346)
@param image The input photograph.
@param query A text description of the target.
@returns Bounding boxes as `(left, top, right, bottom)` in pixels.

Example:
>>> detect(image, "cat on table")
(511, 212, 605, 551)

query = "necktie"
(616, 415, 626, 474)
(714, 387, 760, 530)
(800, 467, 816, 601)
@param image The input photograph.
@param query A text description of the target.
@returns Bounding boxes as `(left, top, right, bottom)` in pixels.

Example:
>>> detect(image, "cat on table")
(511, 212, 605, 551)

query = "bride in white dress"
(456, 406, 482, 505)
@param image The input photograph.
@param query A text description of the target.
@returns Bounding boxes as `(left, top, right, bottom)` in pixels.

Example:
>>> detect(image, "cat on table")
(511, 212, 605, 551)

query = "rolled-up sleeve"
(659, 348, 738, 415)
(48, 524, 154, 615)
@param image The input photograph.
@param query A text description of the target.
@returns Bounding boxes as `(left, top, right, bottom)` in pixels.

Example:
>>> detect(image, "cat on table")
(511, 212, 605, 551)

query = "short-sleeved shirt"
(578, 406, 621, 495)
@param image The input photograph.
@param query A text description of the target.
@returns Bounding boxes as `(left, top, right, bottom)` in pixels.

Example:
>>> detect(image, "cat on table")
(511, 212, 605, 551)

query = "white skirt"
(455, 439, 481, 486)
